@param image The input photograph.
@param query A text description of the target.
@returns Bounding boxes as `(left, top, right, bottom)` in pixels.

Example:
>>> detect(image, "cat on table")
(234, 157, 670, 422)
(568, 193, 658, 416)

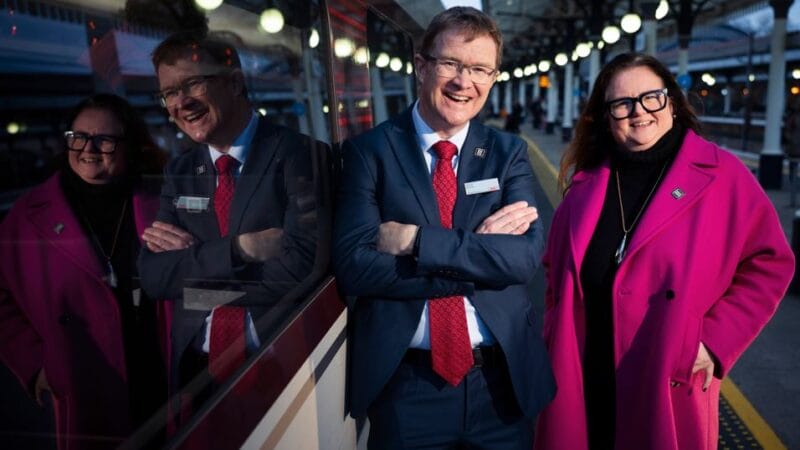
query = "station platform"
(503, 119, 800, 450)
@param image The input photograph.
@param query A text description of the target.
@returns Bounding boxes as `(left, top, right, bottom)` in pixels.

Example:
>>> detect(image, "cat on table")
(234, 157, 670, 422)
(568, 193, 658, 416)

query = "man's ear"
(414, 54, 426, 82)
(228, 69, 246, 96)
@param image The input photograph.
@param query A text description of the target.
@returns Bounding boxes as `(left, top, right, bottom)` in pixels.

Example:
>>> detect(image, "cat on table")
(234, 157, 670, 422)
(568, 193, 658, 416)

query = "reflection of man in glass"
(138, 31, 320, 395)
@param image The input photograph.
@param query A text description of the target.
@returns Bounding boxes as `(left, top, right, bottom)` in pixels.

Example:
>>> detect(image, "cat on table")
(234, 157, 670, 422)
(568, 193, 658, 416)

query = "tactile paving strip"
(719, 396, 763, 450)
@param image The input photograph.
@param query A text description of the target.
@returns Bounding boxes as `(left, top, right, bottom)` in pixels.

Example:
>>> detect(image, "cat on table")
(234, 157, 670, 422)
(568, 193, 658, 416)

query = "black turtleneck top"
(60, 168, 166, 429)
(579, 125, 686, 450)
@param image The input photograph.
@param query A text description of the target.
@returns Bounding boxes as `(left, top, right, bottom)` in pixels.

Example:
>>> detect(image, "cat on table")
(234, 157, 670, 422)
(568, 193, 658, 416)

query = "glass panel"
(0, 1, 333, 448)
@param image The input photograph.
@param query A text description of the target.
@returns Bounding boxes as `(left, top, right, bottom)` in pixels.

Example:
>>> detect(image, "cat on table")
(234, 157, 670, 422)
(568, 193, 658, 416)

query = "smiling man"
(334, 7, 555, 449)
(138, 31, 322, 401)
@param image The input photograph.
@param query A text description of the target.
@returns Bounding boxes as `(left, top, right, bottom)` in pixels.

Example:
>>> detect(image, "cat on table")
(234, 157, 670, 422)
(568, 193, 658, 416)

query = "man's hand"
(34, 369, 50, 406)
(377, 221, 419, 256)
(476, 201, 538, 235)
(235, 228, 284, 262)
(142, 221, 195, 253)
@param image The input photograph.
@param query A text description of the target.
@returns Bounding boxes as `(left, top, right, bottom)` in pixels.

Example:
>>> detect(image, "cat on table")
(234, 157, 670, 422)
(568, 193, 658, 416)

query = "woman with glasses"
(0, 94, 169, 449)
(534, 53, 794, 450)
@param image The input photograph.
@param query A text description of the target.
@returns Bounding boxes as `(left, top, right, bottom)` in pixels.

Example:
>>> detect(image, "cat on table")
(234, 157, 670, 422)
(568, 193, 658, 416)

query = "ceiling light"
(259, 8, 284, 34)
(620, 13, 642, 34)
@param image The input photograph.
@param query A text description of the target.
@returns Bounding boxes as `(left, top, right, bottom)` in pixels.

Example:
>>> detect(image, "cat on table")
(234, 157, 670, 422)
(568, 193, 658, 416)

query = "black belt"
(403, 345, 503, 368)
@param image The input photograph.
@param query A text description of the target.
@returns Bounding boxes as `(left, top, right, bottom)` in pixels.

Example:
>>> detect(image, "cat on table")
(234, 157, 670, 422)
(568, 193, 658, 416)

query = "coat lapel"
(26, 174, 105, 282)
(623, 131, 717, 261)
(229, 119, 280, 234)
(453, 122, 491, 228)
(568, 164, 611, 276)
(387, 111, 440, 225)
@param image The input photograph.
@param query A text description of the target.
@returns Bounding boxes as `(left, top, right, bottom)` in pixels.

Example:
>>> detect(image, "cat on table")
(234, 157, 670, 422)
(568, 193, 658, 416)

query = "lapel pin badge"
(54, 223, 64, 234)
(474, 147, 487, 159)
(671, 188, 685, 199)
(196, 165, 206, 175)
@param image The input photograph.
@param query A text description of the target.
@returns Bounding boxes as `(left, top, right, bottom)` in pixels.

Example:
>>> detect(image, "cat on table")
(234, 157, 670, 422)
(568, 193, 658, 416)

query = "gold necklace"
(79, 198, 128, 288)
(613, 162, 668, 264)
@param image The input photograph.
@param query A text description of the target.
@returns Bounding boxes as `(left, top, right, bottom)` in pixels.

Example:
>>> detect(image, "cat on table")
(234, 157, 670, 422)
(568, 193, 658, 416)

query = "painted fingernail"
(703, 387, 708, 392)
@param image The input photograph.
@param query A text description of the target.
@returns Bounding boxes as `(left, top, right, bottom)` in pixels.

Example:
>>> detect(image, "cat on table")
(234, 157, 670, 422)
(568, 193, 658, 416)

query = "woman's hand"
(34, 369, 51, 406)
(692, 342, 715, 391)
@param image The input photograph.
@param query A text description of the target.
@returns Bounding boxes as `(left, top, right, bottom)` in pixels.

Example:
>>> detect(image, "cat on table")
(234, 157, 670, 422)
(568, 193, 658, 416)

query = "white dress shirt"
(407, 101, 495, 349)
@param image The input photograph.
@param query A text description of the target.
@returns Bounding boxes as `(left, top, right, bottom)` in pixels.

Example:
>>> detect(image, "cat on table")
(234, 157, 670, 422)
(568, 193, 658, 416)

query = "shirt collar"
(412, 101, 470, 155)
(208, 111, 258, 166)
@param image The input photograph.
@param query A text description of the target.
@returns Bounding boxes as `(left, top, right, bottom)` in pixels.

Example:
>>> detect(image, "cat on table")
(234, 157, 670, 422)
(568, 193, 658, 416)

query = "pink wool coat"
(0, 173, 170, 450)
(534, 131, 794, 450)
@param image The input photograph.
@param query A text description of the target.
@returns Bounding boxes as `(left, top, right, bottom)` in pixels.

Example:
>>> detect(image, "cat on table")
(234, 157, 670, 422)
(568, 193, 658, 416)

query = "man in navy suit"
(334, 7, 555, 449)
(138, 32, 321, 394)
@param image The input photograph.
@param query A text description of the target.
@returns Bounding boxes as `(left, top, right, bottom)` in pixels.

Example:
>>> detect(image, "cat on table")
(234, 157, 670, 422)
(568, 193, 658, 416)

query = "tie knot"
(215, 154, 237, 173)
(432, 140, 457, 161)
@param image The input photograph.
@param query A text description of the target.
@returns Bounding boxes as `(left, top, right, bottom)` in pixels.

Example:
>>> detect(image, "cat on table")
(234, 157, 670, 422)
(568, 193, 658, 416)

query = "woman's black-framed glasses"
(64, 131, 123, 154)
(606, 88, 669, 120)
(156, 74, 221, 107)
(421, 54, 497, 85)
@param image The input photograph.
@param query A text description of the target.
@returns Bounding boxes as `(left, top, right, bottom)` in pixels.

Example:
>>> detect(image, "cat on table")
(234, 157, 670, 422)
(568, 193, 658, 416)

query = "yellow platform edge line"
(519, 129, 787, 450)
(519, 134, 561, 209)
(721, 378, 787, 450)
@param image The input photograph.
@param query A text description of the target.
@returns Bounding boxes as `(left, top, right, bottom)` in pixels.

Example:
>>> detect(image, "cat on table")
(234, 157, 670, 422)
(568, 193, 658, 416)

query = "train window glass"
(366, 9, 416, 125)
(0, 0, 333, 448)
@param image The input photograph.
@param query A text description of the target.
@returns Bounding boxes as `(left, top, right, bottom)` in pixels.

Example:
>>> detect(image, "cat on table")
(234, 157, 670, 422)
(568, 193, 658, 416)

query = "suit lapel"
(623, 132, 717, 261)
(229, 119, 280, 234)
(453, 122, 490, 228)
(27, 175, 105, 283)
(192, 149, 220, 236)
(387, 111, 440, 225)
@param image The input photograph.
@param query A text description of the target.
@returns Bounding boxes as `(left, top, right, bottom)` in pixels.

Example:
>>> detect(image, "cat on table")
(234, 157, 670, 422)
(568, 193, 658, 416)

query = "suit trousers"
(367, 351, 533, 450)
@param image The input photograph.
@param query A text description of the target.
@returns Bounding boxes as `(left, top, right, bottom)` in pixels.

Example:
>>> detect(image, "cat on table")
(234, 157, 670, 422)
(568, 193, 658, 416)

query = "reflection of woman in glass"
(535, 53, 794, 450)
(0, 94, 169, 449)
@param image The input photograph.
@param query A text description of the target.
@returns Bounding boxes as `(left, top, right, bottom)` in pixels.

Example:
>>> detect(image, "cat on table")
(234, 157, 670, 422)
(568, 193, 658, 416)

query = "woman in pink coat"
(534, 53, 794, 450)
(0, 94, 170, 449)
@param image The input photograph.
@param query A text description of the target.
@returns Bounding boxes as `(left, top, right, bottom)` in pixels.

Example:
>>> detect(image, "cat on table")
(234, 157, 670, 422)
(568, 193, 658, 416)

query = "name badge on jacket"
(175, 196, 210, 213)
(465, 178, 500, 195)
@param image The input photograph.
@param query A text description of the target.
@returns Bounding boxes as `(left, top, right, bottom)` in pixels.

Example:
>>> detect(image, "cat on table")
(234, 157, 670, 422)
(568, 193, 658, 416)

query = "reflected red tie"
(210, 154, 246, 382)
(429, 140, 473, 386)
(213, 154, 236, 237)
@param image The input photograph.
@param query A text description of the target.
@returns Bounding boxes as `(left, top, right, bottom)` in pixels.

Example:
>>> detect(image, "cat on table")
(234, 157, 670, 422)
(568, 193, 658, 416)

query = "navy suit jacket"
(138, 118, 322, 386)
(334, 108, 556, 419)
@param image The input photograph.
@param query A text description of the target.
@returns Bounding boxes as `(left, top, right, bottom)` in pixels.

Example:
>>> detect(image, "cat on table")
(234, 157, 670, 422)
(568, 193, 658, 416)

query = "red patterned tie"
(213, 154, 236, 236)
(429, 140, 474, 386)
(210, 154, 246, 382)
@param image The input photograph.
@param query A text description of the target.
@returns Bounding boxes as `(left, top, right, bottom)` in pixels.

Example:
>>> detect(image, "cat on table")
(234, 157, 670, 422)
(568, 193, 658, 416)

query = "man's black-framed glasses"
(64, 131, 124, 154)
(421, 54, 497, 85)
(156, 74, 222, 107)
(606, 88, 669, 120)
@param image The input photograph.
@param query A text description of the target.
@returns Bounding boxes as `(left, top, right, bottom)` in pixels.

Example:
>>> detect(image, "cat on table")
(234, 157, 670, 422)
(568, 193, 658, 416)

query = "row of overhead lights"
(499, 0, 670, 83)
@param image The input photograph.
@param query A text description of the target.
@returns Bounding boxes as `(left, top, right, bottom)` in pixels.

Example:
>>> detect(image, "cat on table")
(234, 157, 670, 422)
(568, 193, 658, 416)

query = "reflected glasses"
(605, 88, 669, 120)
(64, 131, 123, 154)
(421, 54, 497, 85)
(157, 74, 222, 107)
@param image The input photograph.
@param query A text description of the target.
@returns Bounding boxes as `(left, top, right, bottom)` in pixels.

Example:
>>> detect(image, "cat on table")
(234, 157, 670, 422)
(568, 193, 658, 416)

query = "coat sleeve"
(416, 138, 544, 288)
(0, 212, 43, 396)
(333, 139, 475, 299)
(701, 172, 795, 377)
(138, 161, 236, 300)
(255, 137, 319, 301)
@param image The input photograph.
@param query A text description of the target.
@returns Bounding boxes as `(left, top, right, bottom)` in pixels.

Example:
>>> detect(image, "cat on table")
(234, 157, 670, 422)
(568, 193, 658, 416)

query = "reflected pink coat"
(0, 173, 169, 450)
(534, 131, 794, 450)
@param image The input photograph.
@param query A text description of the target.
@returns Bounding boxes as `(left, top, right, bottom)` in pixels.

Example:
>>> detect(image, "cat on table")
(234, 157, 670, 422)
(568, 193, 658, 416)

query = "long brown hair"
(559, 53, 703, 193)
